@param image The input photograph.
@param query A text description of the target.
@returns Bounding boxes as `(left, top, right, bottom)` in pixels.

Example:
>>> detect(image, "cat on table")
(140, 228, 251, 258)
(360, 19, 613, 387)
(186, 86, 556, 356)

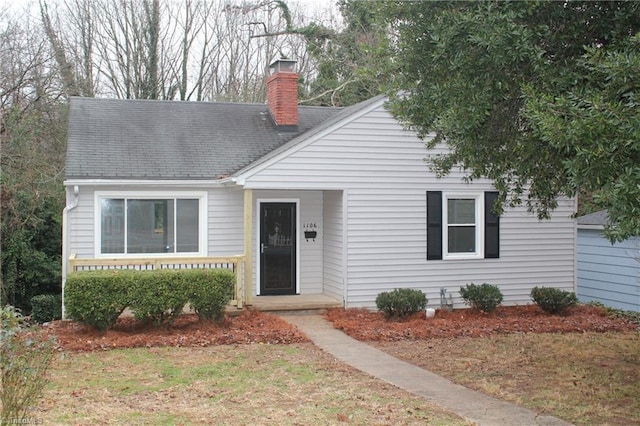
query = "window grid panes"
(100, 197, 199, 255)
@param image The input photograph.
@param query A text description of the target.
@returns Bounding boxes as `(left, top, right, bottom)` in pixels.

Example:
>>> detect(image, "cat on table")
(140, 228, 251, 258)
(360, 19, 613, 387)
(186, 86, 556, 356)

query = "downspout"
(61, 185, 79, 319)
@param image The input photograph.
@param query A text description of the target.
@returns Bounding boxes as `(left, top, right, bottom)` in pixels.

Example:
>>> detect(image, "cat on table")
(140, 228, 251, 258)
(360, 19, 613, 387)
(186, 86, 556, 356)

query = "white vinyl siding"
(209, 190, 244, 256)
(67, 188, 95, 259)
(577, 229, 640, 312)
(244, 101, 576, 308)
(323, 190, 344, 302)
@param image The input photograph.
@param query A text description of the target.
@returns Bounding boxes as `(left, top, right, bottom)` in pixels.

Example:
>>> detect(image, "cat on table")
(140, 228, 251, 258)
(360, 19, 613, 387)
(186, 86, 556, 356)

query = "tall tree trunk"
(142, 0, 160, 99)
(40, 1, 79, 96)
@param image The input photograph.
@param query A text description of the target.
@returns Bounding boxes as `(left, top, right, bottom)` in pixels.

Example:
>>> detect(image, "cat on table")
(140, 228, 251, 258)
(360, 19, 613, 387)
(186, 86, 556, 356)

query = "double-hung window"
(97, 192, 206, 256)
(446, 196, 480, 256)
(427, 191, 499, 260)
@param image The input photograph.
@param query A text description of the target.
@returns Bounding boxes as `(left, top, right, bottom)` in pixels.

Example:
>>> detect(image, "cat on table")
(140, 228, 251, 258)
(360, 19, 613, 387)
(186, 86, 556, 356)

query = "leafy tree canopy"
(1, 105, 66, 309)
(383, 1, 640, 241)
(300, 0, 393, 106)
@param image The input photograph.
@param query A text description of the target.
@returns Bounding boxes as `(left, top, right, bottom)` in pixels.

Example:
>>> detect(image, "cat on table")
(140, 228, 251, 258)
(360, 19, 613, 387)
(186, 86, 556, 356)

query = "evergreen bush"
(531, 286, 578, 314)
(127, 270, 188, 326)
(65, 268, 237, 328)
(375, 288, 428, 319)
(65, 270, 131, 330)
(459, 283, 503, 313)
(186, 269, 235, 322)
(30, 293, 62, 323)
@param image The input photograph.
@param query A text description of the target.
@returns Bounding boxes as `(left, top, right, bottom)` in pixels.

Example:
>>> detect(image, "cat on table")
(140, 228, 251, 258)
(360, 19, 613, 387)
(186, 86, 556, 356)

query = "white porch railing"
(68, 254, 246, 308)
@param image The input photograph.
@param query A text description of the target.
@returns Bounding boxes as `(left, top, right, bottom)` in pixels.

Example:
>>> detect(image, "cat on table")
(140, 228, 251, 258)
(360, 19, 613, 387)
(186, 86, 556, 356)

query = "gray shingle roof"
(65, 97, 342, 180)
(577, 210, 609, 226)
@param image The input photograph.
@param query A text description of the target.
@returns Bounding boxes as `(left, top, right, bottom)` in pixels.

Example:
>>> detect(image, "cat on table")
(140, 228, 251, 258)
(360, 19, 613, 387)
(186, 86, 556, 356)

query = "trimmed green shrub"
(459, 283, 503, 313)
(376, 288, 428, 319)
(1, 306, 55, 424)
(186, 269, 235, 322)
(65, 270, 131, 330)
(65, 268, 237, 329)
(127, 270, 188, 326)
(30, 293, 62, 323)
(531, 286, 578, 314)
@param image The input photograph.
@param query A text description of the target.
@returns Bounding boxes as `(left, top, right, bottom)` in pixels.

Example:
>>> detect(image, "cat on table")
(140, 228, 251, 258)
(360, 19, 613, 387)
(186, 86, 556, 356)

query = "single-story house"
(62, 59, 576, 316)
(577, 211, 640, 312)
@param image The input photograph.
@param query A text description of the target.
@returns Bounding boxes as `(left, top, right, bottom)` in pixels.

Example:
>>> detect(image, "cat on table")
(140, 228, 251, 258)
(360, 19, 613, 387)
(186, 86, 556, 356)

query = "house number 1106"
(303, 223, 317, 229)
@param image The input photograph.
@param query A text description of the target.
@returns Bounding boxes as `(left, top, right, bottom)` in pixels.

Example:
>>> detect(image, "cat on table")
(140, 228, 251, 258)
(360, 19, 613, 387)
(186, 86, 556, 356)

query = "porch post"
(244, 189, 254, 305)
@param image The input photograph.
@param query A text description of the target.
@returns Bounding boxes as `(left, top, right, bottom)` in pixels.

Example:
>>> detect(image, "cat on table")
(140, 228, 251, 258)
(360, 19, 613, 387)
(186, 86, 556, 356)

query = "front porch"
(67, 254, 250, 306)
(66, 255, 343, 313)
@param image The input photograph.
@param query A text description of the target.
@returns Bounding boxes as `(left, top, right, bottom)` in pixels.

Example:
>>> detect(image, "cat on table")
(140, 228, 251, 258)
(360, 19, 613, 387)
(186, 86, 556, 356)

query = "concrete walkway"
(279, 314, 571, 426)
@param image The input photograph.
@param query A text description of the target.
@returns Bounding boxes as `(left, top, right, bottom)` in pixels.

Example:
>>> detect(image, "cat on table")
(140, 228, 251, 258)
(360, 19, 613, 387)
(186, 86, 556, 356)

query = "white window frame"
(442, 192, 484, 260)
(94, 190, 207, 258)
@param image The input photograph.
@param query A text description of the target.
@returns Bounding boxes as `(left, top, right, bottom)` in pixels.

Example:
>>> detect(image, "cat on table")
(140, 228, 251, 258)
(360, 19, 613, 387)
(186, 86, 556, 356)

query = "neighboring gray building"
(577, 211, 640, 312)
(62, 60, 577, 314)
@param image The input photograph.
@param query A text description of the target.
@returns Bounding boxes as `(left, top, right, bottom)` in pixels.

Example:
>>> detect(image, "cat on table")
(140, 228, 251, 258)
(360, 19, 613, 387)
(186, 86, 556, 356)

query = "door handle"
(261, 243, 265, 254)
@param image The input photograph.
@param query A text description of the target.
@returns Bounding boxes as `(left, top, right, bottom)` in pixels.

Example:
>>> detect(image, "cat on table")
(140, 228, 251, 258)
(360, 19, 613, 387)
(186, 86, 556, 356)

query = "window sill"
(442, 253, 483, 260)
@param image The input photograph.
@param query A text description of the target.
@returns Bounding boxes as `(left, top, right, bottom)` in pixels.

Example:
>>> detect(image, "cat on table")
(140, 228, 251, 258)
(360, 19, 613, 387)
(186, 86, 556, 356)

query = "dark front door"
(260, 203, 296, 295)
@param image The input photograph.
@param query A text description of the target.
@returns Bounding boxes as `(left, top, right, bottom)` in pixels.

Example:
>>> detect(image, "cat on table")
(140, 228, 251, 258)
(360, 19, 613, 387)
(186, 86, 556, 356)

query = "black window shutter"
(426, 191, 442, 260)
(484, 191, 500, 258)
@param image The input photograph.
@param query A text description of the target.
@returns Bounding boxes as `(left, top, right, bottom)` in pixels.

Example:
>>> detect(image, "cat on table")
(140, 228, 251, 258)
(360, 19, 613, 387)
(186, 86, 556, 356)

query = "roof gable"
(65, 97, 341, 180)
(233, 95, 387, 179)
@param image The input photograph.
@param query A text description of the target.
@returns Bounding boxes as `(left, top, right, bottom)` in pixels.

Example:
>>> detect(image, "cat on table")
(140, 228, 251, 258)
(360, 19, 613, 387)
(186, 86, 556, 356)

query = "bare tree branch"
(299, 77, 355, 106)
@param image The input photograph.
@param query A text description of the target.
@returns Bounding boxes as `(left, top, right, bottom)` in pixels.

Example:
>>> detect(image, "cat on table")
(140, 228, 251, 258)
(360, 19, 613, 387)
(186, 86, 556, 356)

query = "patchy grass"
(39, 306, 639, 425)
(33, 344, 466, 425)
(373, 332, 640, 426)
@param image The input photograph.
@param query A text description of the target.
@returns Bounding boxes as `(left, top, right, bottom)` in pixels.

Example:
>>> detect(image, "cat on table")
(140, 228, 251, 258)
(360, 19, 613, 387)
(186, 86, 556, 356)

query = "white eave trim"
(64, 178, 227, 187)
(222, 176, 245, 187)
(577, 224, 605, 230)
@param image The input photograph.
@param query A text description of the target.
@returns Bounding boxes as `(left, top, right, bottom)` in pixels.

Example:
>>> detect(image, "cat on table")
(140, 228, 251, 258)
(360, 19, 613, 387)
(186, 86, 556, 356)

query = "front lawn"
(328, 305, 640, 425)
(32, 344, 464, 425)
(35, 305, 639, 425)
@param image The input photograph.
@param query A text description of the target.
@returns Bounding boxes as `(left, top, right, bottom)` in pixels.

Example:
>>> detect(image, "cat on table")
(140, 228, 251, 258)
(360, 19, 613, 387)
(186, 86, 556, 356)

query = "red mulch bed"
(326, 304, 638, 341)
(47, 309, 308, 352)
(46, 304, 638, 352)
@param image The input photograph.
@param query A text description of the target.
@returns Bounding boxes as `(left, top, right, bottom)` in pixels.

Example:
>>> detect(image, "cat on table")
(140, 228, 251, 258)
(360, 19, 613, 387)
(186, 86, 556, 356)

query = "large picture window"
(97, 193, 205, 256)
(427, 191, 499, 260)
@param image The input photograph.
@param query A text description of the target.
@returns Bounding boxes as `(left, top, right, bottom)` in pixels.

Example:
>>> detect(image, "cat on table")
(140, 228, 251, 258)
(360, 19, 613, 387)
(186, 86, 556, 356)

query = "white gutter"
(219, 176, 245, 188)
(576, 224, 605, 231)
(63, 178, 226, 187)
(61, 185, 79, 320)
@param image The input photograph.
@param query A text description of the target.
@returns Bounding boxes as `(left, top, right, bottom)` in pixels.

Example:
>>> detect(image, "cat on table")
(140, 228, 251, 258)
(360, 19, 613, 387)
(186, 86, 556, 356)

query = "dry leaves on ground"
(47, 309, 307, 351)
(46, 303, 637, 352)
(324, 304, 637, 341)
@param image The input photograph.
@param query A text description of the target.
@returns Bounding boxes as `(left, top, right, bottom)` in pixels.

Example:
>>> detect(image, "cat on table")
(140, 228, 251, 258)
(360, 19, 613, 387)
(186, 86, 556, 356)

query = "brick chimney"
(266, 59, 298, 130)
